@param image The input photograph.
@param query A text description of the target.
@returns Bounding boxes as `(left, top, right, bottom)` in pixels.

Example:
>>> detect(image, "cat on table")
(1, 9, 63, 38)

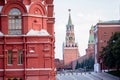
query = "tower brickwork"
(63, 10, 79, 65)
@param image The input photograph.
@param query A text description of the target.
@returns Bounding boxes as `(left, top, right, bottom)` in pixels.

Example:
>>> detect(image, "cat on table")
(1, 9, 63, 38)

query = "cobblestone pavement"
(56, 72, 120, 80)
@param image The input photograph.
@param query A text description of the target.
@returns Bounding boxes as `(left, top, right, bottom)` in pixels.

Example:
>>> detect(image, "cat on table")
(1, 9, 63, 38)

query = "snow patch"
(29, 50, 35, 53)
(25, 5, 30, 13)
(0, 32, 4, 36)
(0, 6, 3, 12)
(26, 29, 49, 36)
(40, 29, 50, 36)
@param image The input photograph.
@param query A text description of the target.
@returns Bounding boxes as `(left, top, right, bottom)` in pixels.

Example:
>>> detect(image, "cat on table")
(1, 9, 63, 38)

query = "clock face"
(69, 36, 72, 40)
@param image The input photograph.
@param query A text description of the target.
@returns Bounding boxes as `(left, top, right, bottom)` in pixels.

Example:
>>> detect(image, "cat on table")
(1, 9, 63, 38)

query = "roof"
(0, 29, 49, 36)
(88, 26, 94, 44)
(26, 29, 49, 36)
(98, 20, 120, 24)
(67, 13, 72, 26)
(90, 25, 94, 30)
(89, 35, 94, 44)
(0, 31, 4, 36)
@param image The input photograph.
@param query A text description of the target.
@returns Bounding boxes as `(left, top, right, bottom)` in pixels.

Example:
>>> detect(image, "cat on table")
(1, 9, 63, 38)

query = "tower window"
(8, 78, 11, 80)
(13, 78, 17, 80)
(8, 50, 12, 64)
(104, 32, 107, 36)
(8, 8, 22, 35)
(18, 50, 23, 64)
(20, 78, 22, 80)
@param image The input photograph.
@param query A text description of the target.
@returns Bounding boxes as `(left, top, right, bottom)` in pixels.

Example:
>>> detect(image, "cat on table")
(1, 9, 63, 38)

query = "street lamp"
(112, 40, 115, 43)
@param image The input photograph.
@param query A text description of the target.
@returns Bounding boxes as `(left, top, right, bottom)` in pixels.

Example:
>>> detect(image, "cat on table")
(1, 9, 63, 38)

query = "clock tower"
(63, 10, 79, 66)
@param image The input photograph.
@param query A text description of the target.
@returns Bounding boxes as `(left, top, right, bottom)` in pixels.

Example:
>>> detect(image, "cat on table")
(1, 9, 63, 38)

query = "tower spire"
(68, 9, 72, 25)
(88, 25, 94, 44)
(63, 9, 79, 66)
(65, 9, 76, 46)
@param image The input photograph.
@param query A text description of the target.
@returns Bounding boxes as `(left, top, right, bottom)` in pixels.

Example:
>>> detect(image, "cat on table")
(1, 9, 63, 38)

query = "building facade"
(63, 10, 79, 66)
(94, 20, 120, 72)
(54, 59, 63, 71)
(0, 0, 55, 80)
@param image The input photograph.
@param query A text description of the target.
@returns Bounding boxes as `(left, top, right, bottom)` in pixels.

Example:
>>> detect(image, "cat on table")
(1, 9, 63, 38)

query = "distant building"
(0, 0, 55, 80)
(55, 59, 64, 71)
(63, 10, 79, 67)
(94, 20, 120, 72)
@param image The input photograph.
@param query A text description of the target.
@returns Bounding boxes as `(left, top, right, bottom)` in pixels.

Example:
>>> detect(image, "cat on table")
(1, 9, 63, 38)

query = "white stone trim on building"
(0, 68, 53, 72)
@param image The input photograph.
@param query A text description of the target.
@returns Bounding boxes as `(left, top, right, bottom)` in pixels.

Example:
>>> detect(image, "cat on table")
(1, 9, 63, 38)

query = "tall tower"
(63, 9, 79, 66)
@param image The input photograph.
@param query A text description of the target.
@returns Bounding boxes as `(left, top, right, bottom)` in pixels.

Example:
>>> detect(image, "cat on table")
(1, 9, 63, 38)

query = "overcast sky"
(54, 0, 120, 59)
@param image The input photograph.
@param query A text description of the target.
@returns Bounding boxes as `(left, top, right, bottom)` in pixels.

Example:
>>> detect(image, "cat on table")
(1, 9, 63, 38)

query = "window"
(8, 50, 12, 64)
(20, 78, 22, 80)
(8, 78, 11, 80)
(8, 8, 22, 35)
(7, 78, 22, 80)
(104, 32, 107, 36)
(18, 50, 23, 64)
(13, 78, 17, 80)
(112, 32, 114, 35)
(69, 36, 73, 40)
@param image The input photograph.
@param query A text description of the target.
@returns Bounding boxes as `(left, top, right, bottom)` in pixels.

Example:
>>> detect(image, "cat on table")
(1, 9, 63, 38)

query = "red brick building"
(54, 59, 63, 71)
(63, 10, 79, 67)
(0, 0, 55, 80)
(94, 20, 120, 72)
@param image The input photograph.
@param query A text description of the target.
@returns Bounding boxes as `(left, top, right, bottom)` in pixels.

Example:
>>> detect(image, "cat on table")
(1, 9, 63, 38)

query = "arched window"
(18, 50, 23, 64)
(8, 50, 12, 64)
(8, 8, 22, 35)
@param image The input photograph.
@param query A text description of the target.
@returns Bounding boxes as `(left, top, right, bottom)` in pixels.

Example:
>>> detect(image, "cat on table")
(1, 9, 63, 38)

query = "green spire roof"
(67, 9, 73, 26)
(88, 25, 94, 44)
(91, 25, 94, 30)
(68, 13, 72, 25)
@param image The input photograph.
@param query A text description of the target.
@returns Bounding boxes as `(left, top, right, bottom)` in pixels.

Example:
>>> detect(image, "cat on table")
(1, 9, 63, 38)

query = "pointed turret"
(88, 25, 94, 44)
(86, 25, 95, 55)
